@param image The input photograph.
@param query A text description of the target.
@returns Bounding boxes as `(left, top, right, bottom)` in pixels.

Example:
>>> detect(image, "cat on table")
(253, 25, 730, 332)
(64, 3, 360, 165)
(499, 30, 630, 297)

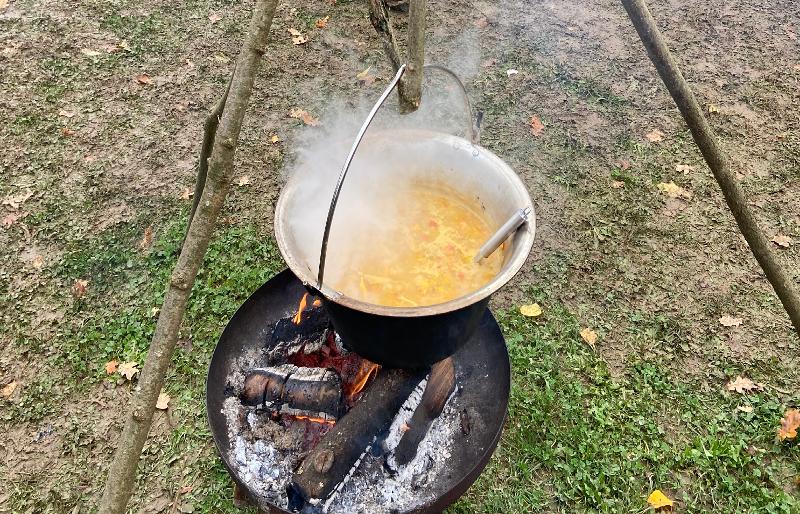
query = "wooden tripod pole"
(621, 0, 800, 337)
(98, 1, 279, 512)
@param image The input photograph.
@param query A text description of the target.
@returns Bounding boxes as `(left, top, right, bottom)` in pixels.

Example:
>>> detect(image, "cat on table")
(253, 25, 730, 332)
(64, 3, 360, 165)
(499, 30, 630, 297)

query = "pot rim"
(274, 128, 536, 318)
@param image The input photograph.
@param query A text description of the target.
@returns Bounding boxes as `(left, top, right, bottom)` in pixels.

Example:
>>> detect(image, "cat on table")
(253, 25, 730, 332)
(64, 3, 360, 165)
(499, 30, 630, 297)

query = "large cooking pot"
(274, 67, 535, 369)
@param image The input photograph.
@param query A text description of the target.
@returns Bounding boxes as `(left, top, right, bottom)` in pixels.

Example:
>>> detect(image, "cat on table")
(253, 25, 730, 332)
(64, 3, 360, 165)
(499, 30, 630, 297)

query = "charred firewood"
(288, 368, 426, 506)
(392, 357, 455, 466)
(240, 365, 343, 420)
(270, 306, 328, 347)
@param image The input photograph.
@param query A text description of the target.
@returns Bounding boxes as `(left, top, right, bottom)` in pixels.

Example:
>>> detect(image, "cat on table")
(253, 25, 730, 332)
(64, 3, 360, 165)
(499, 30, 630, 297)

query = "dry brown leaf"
(0, 0, 8, 11)
(778, 409, 800, 441)
(726, 376, 764, 394)
(292, 35, 308, 45)
(237, 176, 251, 187)
(269, 134, 281, 144)
(474, 17, 489, 28)
(105, 359, 118, 374)
(180, 188, 194, 200)
(1, 381, 17, 398)
(611, 180, 625, 189)
(2, 211, 26, 228)
(61, 127, 76, 137)
(482, 59, 497, 68)
(529, 116, 544, 137)
(2, 190, 33, 209)
(619, 159, 631, 170)
(771, 234, 792, 248)
(645, 129, 664, 142)
(657, 182, 690, 199)
(289, 108, 320, 126)
(719, 315, 742, 327)
(675, 164, 695, 173)
(287, 27, 303, 36)
(31, 255, 44, 269)
(315, 16, 330, 28)
(179, 486, 193, 495)
(136, 73, 153, 85)
(580, 328, 597, 347)
(138, 225, 153, 251)
(81, 48, 101, 57)
(356, 66, 377, 86)
(208, 12, 222, 23)
(118, 361, 139, 380)
(156, 392, 171, 410)
(58, 109, 76, 118)
(72, 278, 89, 298)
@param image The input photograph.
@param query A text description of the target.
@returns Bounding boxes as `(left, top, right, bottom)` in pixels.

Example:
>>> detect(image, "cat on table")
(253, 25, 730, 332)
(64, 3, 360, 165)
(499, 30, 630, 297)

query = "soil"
(1, 0, 798, 511)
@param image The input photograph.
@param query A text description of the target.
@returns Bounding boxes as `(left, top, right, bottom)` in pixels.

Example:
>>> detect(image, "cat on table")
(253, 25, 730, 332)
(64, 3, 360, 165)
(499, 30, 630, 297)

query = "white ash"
(226, 346, 270, 391)
(222, 366, 459, 514)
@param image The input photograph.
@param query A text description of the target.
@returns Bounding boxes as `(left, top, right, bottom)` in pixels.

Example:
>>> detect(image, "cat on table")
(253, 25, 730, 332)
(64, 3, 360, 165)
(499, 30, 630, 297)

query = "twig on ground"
(621, 0, 800, 338)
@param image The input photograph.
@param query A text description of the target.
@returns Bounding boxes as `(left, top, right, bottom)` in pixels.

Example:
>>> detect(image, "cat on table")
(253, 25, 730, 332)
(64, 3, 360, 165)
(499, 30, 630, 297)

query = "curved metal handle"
(315, 64, 478, 290)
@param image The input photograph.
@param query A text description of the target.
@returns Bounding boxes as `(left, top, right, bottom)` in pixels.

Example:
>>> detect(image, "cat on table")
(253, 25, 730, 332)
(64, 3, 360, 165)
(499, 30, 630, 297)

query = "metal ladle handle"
(316, 64, 477, 290)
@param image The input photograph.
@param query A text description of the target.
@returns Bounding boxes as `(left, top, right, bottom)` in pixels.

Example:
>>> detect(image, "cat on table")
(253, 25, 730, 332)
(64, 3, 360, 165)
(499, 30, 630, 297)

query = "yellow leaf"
(580, 328, 597, 346)
(519, 303, 542, 317)
(269, 134, 281, 144)
(708, 103, 719, 113)
(156, 392, 171, 410)
(656, 182, 690, 199)
(647, 489, 673, 509)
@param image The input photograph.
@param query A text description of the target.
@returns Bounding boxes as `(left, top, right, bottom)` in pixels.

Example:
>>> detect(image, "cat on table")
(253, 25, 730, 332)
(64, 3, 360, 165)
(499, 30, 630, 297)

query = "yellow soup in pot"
(328, 180, 504, 307)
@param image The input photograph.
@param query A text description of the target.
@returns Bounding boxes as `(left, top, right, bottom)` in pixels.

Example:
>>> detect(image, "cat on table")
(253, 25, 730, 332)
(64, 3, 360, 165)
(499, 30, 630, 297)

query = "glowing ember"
(312, 298, 322, 307)
(292, 293, 309, 325)
(347, 361, 380, 398)
(289, 414, 336, 426)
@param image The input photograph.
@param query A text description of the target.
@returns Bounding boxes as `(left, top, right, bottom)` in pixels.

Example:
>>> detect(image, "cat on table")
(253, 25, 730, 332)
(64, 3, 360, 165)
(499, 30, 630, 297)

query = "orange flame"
(312, 299, 322, 307)
(292, 293, 309, 325)
(290, 414, 336, 425)
(348, 361, 380, 398)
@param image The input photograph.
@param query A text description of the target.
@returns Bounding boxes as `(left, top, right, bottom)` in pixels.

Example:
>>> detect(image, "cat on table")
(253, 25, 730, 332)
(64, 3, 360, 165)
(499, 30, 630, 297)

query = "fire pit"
(206, 269, 510, 513)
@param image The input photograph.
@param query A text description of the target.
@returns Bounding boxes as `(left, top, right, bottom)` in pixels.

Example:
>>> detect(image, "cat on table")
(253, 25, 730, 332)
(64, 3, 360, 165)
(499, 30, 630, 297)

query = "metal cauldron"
(274, 67, 535, 369)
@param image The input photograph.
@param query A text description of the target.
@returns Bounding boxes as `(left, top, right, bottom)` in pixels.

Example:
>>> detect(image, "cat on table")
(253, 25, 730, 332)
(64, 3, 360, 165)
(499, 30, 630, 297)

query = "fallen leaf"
(663, 197, 688, 217)
(179, 486, 193, 495)
(287, 27, 303, 36)
(58, 109, 76, 118)
(31, 255, 44, 269)
(657, 182, 690, 199)
(1, 381, 18, 398)
(474, 17, 489, 28)
(771, 234, 792, 248)
(150, 306, 160, 317)
(180, 188, 194, 200)
(619, 159, 631, 170)
(237, 176, 251, 186)
(506, 69, 519, 77)
(737, 405, 754, 413)
(482, 59, 497, 68)
(778, 409, 800, 441)
(116, 40, 131, 52)
(178, 504, 194, 514)
(289, 108, 320, 126)
(726, 376, 764, 394)
(645, 129, 664, 142)
(707, 104, 720, 114)
(2, 190, 33, 209)
(269, 134, 281, 144)
(156, 392, 170, 410)
(138, 226, 153, 251)
(647, 489, 673, 509)
(292, 35, 308, 45)
(208, 12, 222, 23)
(315, 15, 330, 28)
(81, 48, 101, 57)
(61, 127, 76, 137)
(118, 361, 139, 381)
(529, 116, 544, 137)
(787, 26, 797, 41)
(105, 360, 118, 374)
(719, 315, 743, 327)
(2, 211, 26, 228)
(356, 66, 377, 86)
(136, 73, 153, 85)
(0, 0, 8, 11)
(675, 164, 695, 173)
(72, 278, 89, 297)
(611, 180, 625, 189)
(519, 303, 542, 317)
(580, 328, 597, 347)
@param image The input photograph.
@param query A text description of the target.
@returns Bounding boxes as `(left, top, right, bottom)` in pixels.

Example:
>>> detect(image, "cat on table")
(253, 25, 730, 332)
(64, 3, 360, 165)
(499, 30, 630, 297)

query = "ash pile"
(220, 294, 462, 514)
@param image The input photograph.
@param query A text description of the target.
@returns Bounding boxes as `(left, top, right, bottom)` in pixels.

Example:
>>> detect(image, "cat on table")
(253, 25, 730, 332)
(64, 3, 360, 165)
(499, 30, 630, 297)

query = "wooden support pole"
(621, 0, 800, 337)
(97, 2, 280, 512)
(397, 0, 426, 112)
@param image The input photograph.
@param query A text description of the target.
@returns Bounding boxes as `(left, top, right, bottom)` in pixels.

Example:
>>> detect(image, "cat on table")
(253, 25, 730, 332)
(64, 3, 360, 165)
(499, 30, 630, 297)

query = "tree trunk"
(620, 0, 800, 337)
(97, 2, 280, 512)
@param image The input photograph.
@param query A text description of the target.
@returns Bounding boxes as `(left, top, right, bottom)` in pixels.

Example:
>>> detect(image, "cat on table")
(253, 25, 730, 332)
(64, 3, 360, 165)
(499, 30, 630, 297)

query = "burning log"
(270, 293, 328, 353)
(288, 367, 426, 506)
(392, 357, 455, 466)
(240, 365, 343, 420)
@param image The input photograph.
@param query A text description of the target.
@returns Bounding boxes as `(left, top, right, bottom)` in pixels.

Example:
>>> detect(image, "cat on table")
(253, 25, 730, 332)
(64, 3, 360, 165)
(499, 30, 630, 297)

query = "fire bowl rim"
(275, 128, 536, 318)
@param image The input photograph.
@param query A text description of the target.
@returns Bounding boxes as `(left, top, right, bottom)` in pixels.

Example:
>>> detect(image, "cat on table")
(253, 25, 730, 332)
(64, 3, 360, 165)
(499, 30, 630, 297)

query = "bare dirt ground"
(1, 0, 798, 511)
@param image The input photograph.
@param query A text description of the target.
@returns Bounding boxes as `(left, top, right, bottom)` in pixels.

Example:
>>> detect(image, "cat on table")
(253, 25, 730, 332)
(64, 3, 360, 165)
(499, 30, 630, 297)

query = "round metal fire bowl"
(206, 269, 511, 514)
(274, 128, 535, 368)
